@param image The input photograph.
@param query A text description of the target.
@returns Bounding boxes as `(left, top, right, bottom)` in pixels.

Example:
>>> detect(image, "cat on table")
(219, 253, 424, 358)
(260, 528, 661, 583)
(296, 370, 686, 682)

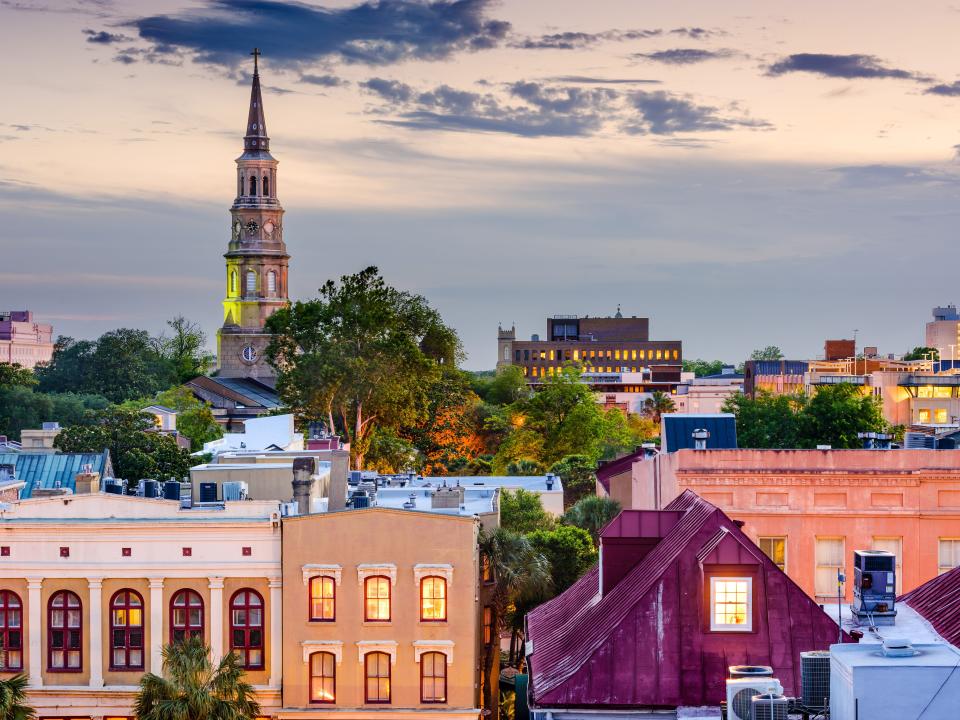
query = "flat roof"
(417, 475, 563, 492)
(373, 487, 497, 516)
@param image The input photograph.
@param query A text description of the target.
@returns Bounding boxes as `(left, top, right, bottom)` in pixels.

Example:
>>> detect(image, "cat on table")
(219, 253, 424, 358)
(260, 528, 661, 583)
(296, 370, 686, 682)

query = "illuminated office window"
(631, 350, 637, 360)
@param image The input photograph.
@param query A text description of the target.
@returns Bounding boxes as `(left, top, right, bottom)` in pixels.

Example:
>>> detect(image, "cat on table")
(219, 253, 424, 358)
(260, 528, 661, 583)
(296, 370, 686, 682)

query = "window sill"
(362, 620, 392, 627)
(108, 667, 145, 673)
(308, 619, 336, 624)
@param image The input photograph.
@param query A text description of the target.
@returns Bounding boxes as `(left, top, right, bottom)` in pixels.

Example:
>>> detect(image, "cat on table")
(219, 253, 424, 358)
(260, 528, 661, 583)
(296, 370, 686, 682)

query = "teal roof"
(0, 451, 111, 499)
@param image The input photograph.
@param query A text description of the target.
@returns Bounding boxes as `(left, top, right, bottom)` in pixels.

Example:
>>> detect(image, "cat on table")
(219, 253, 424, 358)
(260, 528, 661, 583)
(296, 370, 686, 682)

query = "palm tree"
(134, 637, 260, 720)
(0, 675, 35, 720)
(479, 527, 551, 720)
(562, 495, 622, 544)
(642, 390, 676, 425)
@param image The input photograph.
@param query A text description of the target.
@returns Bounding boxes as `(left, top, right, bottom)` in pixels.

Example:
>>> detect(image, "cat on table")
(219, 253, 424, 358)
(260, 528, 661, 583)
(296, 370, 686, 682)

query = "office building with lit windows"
(496, 313, 682, 391)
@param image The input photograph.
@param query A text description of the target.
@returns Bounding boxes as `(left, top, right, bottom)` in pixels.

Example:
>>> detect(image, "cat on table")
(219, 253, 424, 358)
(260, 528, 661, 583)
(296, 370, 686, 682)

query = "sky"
(3, 0, 960, 369)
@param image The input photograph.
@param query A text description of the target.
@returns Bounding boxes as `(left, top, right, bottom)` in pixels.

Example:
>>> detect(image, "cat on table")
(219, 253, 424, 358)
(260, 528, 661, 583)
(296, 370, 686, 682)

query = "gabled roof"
(526, 490, 843, 708)
(900, 565, 960, 648)
(0, 451, 112, 498)
(187, 376, 280, 409)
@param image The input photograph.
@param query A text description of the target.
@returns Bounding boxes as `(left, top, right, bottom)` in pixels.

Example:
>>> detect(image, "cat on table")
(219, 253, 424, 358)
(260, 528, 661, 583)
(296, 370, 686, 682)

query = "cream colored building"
(281, 508, 482, 719)
(0, 493, 283, 719)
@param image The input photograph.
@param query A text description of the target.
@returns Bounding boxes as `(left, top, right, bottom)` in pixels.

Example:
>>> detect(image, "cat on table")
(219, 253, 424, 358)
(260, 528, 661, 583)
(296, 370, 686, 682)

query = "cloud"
(113, 44, 182, 66)
(299, 73, 347, 87)
(767, 53, 928, 80)
(669, 27, 719, 39)
(82, 28, 130, 44)
(125, 0, 510, 68)
(361, 78, 767, 139)
(625, 90, 771, 135)
(516, 28, 660, 50)
(926, 81, 960, 96)
(828, 164, 960, 187)
(634, 48, 734, 65)
(545, 76, 661, 85)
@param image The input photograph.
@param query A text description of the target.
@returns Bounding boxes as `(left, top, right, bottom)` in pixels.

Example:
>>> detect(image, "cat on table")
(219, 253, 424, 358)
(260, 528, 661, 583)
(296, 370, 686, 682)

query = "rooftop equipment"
(198, 482, 218, 503)
(143, 480, 160, 498)
(729, 665, 774, 679)
(799, 650, 831, 710)
(163, 480, 181, 501)
(222, 481, 249, 501)
(726, 677, 783, 720)
(851, 549, 897, 625)
(104, 479, 123, 495)
(750, 692, 789, 720)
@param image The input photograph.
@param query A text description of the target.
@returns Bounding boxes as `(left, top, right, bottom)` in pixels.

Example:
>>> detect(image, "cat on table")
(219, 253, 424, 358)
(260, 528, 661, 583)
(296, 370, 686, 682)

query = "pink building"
(0, 311, 53, 368)
(598, 448, 960, 601)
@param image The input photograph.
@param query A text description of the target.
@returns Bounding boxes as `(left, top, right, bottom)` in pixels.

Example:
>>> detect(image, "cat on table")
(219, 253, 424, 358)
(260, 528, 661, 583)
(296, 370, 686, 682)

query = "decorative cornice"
(302, 564, 341, 586)
(356, 640, 398, 664)
(357, 564, 397, 586)
(413, 640, 454, 664)
(680, 476, 923, 487)
(301, 640, 342, 665)
(413, 563, 453, 587)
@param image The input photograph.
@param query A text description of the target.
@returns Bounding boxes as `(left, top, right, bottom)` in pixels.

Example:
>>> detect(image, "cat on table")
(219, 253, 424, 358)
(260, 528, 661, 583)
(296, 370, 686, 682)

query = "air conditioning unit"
(726, 677, 783, 720)
(222, 481, 248, 501)
(751, 692, 789, 720)
(800, 650, 831, 709)
(852, 549, 897, 624)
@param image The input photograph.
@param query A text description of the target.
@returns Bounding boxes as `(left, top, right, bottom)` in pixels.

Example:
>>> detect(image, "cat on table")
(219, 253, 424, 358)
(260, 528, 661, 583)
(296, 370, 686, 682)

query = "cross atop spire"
(243, 48, 269, 152)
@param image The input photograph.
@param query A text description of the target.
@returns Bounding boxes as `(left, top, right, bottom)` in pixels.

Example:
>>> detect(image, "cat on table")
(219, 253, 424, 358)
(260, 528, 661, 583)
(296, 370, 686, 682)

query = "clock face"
(245, 220, 259, 236)
(241, 345, 258, 364)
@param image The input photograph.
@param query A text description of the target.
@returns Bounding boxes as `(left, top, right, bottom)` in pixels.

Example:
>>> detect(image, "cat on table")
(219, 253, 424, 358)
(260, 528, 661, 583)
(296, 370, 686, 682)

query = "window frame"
(0, 590, 23, 672)
(939, 538, 960, 575)
(363, 576, 391, 622)
(245, 270, 257, 296)
(482, 606, 493, 645)
(229, 589, 264, 670)
(47, 590, 83, 672)
(364, 651, 391, 704)
(815, 536, 846, 597)
(709, 576, 753, 633)
(309, 651, 336, 704)
(109, 589, 144, 671)
(758, 537, 787, 572)
(309, 576, 336, 622)
(169, 589, 204, 645)
(419, 576, 447, 622)
(420, 651, 448, 704)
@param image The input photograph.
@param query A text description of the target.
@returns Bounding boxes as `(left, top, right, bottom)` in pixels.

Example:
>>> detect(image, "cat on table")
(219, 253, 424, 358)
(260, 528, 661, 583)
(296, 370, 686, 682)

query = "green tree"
(0, 674, 35, 720)
(266, 266, 462, 469)
(0, 363, 37, 388)
(506, 458, 544, 475)
(154, 316, 215, 384)
(682, 359, 728, 377)
(134, 637, 259, 720)
(527, 525, 596, 594)
(364, 427, 422, 473)
(548, 455, 597, 509)
(722, 391, 806, 449)
(903, 346, 940, 361)
(478, 528, 551, 720)
(563, 495, 622, 543)
(474, 365, 529, 406)
(500, 488, 554, 534)
(54, 407, 192, 483)
(750, 345, 785, 361)
(0, 387, 108, 442)
(642, 390, 676, 425)
(152, 387, 222, 452)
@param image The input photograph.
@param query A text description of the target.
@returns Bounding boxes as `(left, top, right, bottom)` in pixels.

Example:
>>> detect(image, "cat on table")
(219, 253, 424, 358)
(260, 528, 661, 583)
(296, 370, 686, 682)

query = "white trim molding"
(301, 564, 341, 586)
(356, 640, 398, 664)
(413, 563, 454, 587)
(357, 563, 397, 586)
(301, 640, 343, 665)
(413, 640, 454, 664)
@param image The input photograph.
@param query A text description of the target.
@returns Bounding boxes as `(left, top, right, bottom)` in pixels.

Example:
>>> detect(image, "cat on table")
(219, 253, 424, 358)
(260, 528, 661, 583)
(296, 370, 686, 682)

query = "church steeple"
(217, 48, 289, 381)
(244, 48, 269, 153)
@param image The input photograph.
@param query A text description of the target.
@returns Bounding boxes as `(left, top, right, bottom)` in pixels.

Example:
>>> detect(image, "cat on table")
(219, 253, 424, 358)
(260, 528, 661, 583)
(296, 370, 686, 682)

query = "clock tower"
(217, 49, 289, 380)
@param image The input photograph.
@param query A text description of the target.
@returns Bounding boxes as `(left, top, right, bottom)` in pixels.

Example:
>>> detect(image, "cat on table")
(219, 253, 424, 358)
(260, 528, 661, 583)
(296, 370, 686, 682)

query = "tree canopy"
(750, 345, 785, 361)
(903, 346, 939, 361)
(500, 488, 554, 534)
(723, 384, 888, 449)
(682, 359, 729, 377)
(266, 266, 462, 469)
(562, 495, 622, 543)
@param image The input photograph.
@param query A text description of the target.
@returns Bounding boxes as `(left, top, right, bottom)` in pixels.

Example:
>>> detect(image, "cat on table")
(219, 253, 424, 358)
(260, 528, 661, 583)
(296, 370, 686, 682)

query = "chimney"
(545, 473, 555, 490)
(292, 457, 317, 515)
(431, 484, 465, 509)
(74, 467, 100, 495)
(692, 428, 710, 450)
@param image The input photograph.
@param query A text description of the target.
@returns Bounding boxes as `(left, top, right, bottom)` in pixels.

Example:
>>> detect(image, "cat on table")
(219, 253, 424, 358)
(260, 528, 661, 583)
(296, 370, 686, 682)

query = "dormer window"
(709, 577, 752, 632)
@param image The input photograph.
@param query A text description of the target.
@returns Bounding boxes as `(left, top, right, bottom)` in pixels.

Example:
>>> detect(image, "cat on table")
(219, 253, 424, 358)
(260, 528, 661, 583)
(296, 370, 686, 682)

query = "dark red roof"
(526, 490, 844, 709)
(595, 448, 645, 493)
(900, 565, 960, 648)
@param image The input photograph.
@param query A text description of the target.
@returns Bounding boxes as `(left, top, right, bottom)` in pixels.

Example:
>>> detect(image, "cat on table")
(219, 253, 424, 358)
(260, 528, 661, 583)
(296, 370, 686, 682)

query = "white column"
(208, 577, 224, 665)
(87, 578, 104, 687)
(26, 577, 42, 687)
(148, 577, 164, 675)
(268, 577, 282, 687)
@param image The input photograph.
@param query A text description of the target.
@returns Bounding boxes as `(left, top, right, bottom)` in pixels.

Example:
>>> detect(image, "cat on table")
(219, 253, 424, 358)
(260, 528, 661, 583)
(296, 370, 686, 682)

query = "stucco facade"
(601, 448, 960, 601)
(280, 508, 481, 719)
(0, 311, 53, 369)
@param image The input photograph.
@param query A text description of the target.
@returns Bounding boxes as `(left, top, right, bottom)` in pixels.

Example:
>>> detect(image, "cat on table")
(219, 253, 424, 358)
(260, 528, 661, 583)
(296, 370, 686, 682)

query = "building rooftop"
(661, 414, 738, 453)
(371, 486, 498, 516)
(899, 564, 960, 648)
(0, 492, 279, 522)
(0, 451, 112, 497)
(418, 474, 563, 494)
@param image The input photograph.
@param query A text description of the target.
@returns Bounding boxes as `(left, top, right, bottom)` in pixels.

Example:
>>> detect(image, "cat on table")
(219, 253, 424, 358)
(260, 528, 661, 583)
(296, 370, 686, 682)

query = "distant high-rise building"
(926, 305, 960, 359)
(217, 49, 290, 380)
(0, 311, 53, 368)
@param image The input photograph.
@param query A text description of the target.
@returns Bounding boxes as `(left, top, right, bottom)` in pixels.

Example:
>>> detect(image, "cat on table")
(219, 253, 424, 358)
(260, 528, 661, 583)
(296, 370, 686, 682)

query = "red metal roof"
(900, 565, 960, 648)
(526, 490, 844, 709)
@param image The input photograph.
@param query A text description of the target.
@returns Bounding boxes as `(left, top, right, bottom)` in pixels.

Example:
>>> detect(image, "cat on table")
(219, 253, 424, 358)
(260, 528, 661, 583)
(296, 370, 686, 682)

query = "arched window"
(170, 589, 203, 644)
(309, 576, 335, 621)
(249, 176, 257, 196)
(364, 576, 390, 622)
(364, 651, 391, 704)
(230, 270, 237, 295)
(110, 589, 144, 670)
(267, 271, 277, 297)
(0, 591, 22, 671)
(246, 270, 257, 296)
(420, 652, 447, 703)
(238, 173, 244, 196)
(229, 589, 263, 669)
(420, 577, 446, 621)
(310, 651, 336, 703)
(262, 175, 270, 197)
(48, 590, 82, 671)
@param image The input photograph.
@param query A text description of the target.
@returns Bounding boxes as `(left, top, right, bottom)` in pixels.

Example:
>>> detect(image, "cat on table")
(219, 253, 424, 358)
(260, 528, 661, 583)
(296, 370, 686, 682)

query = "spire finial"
(251, 47, 261, 75)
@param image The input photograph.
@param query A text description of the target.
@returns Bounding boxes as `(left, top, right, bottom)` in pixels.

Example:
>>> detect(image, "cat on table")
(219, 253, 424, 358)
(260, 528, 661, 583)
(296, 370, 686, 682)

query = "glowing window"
(420, 577, 447, 621)
(919, 408, 931, 423)
(656, 350, 663, 360)
(631, 349, 637, 360)
(573, 349, 580, 360)
(310, 651, 336, 703)
(110, 589, 144, 670)
(758, 538, 786, 571)
(364, 576, 390, 621)
(638, 350, 645, 360)
(420, 652, 447, 703)
(364, 651, 391, 703)
(709, 577, 751, 631)
(935, 386, 952, 398)
(614, 350, 620, 360)
(936, 408, 949, 424)
(673, 350, 679, 360)
(549, 350, 555, 360)
(539, 350, 546, 360)
(589, 350, 595, 358)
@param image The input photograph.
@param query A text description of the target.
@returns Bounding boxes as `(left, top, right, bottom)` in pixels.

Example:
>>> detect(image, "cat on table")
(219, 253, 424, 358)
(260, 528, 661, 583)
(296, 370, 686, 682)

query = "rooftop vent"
(881, 638, 917, 658)
(692, 428, 710, 450)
